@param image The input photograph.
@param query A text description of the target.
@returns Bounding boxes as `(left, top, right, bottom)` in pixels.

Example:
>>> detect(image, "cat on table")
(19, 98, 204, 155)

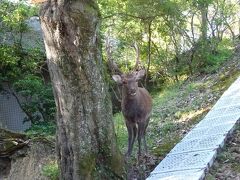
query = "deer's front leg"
(125, 121, 135, 157)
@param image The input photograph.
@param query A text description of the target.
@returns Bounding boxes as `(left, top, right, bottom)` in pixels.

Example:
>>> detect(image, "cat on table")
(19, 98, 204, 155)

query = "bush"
(25, 121, 56, 138)
(13, 75, 56, 123)
(42, 161, 59, 180)
(197, 38, 234, 73)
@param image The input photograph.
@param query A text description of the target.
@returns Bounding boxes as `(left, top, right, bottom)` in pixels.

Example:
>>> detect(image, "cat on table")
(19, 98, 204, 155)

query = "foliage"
(25, 121, 56, 138)
(99, 0, 239, 85)
(42, 161, 59, 180)
(113, 113, 127, 151)
(13, 75, 55, 123)
(0, 0, 41, 82)
(0, 0, 56, 124)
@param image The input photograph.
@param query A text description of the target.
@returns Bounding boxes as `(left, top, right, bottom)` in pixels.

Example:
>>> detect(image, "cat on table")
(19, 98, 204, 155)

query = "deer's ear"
(136, 69, 145, 80)
(112, 75, 122, 84)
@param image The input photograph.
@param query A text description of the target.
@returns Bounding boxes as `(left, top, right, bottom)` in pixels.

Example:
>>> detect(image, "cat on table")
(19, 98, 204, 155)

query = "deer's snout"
(129, 88, 137, 96)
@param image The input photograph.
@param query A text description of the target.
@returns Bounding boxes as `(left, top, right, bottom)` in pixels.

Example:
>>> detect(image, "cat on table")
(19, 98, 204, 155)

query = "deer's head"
(112, 70, 145, 97)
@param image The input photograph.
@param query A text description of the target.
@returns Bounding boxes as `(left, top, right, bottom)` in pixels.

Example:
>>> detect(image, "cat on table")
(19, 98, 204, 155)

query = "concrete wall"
(0, 86, 31, 132)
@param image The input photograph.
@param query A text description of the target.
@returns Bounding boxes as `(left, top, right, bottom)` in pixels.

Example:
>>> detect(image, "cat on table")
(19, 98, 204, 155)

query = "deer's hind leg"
(143, 117, 150, 154)
(137, 122, 146, 158)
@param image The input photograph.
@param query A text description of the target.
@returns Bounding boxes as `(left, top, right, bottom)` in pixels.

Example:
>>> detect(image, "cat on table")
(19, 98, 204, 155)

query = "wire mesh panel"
(225, 106, 240, 114)
(169, 138, 199, 154)
(195, 135, 225, 149)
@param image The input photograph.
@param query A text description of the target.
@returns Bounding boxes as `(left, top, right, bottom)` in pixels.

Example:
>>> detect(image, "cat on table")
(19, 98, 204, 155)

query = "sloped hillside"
(150, 45, 240, 156)
(148, 45, 240, 177)
(114, 45, 240, 179)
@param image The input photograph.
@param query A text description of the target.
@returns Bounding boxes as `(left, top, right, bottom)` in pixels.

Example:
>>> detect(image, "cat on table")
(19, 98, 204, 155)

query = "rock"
(5, 140, 55, 180)
(0, 128, 56, 180)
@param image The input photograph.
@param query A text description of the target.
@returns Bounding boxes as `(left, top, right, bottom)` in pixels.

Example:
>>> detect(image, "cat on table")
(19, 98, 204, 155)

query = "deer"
(112, 69, 152, 158)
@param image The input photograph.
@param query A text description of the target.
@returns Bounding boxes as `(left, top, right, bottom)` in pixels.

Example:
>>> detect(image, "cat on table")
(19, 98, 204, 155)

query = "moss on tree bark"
(40, 1, 125, 179)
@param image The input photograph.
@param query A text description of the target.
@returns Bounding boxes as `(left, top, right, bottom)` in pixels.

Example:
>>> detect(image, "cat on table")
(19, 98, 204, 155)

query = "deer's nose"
(130, 87, 136, 92)
(129, 88, 136, 96)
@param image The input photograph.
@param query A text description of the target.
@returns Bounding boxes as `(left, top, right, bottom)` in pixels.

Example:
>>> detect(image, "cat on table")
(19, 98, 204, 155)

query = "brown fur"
(113, 70, 152, 157)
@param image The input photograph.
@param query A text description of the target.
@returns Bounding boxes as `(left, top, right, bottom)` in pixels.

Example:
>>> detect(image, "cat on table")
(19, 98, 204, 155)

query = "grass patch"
(25, 121, 56, 140)
(114, 113, 127, 151)
(213, 69, 240, 93)
(160, 122, 177, 136)
(232, 163, 240, 172)
(152, 81, 183, 106)
(204, 39, 234, 73)
(151, 134, 180, 157)
(42, 161, 59, 180)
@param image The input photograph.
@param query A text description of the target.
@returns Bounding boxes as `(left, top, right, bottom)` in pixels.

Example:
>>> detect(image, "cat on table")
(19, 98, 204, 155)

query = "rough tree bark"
(40, 1, 124, 179)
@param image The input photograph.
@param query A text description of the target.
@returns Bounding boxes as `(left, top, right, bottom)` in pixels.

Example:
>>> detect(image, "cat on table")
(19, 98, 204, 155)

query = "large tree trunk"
(40, 1, 124, 179)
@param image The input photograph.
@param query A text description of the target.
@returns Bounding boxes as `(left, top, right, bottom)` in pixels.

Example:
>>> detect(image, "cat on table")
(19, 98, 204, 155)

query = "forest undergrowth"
(23, 46, 240, 180)
(113, 46, 240, 179)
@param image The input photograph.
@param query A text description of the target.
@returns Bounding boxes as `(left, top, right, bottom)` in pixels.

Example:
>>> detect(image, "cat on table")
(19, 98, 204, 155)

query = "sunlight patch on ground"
(176, 107, 210, 123)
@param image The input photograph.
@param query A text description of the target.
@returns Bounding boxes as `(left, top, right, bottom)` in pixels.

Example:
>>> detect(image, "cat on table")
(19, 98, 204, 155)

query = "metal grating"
(204, 107, 228, 119)
(148, 76, 240, 180)
(170, 134, 225, 154)
(169, 138, 199, 153)
(196, 114, 239, 128)
(222, 88, 240, 97)
(204, 106, 240, 119)
(225, 106, 240, 114)
(188, 122, 236, 139)
(148, 169, 205, 180)
(152, 150, 216, 173)
(212, 97, 240, 109)
(195, 135, 225, 149)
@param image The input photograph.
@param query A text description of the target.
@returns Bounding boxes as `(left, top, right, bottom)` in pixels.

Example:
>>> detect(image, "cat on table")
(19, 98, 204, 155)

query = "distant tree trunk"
(188, 49, 195, 76)
(200, 3, 208, 43)
(199, 2, 209, 65)
(40, 1, 124, 179)
(145, 21, 152, 87)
